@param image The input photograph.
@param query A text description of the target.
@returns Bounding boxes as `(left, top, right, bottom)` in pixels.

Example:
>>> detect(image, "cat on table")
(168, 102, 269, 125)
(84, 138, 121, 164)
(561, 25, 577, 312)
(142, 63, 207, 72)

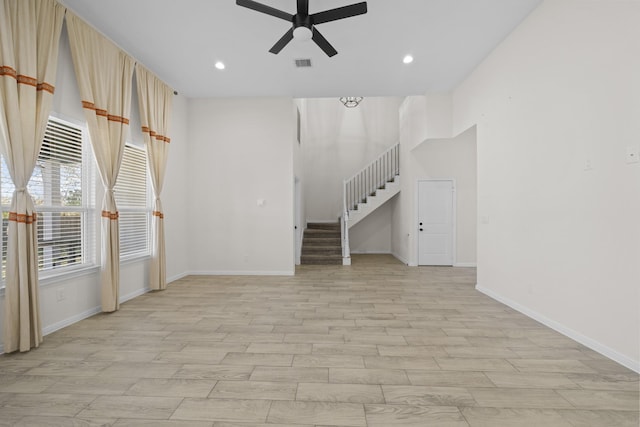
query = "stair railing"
(341, 143, 400, 263)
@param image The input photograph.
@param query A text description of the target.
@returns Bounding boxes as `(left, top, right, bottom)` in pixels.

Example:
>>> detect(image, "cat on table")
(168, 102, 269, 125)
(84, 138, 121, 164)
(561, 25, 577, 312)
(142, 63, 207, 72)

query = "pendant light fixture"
(339, 96, 363, 108)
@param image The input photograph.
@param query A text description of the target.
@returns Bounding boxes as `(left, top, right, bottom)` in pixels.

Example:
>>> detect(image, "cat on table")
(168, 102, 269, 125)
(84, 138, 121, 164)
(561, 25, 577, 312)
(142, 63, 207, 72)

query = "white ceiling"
(59, 0, 541, 99)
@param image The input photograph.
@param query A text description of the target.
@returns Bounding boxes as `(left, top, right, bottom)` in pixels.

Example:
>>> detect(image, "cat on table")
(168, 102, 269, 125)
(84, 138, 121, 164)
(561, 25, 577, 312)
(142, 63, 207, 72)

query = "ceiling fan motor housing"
(293, 14, 313, 40)
(294, 14, 312, 28)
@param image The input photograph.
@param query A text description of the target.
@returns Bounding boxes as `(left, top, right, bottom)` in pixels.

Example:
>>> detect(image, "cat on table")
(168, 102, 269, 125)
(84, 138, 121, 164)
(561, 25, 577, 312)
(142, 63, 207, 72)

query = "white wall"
(392, 96, 428, 264)
(350, 201, 394, 254)
(392, 95, 477, 267)
(0, 21, 190, 352)
(412, 127, 477, 265)
(453, 0, 640, 370)
(293, 100, 307, 264)
(186, 97, 295, 275)
(163, 93, 190, 282)
(425, 94, 453, 140)
(302, 97, 402, 223)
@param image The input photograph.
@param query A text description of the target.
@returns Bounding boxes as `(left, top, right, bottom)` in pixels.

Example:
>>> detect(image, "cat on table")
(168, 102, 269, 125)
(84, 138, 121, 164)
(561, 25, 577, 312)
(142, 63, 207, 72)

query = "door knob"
(419, 228, 423, 231)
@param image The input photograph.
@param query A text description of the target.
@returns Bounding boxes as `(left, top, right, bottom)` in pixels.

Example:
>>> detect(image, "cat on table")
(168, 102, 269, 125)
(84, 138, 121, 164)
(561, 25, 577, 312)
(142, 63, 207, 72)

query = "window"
(1, 117, 94, 278)
(115, 144, 149, 259)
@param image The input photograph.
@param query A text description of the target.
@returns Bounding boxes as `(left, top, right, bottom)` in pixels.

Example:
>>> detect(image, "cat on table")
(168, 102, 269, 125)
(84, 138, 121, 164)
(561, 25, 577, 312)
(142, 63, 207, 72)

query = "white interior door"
(418, 180, 454, 266)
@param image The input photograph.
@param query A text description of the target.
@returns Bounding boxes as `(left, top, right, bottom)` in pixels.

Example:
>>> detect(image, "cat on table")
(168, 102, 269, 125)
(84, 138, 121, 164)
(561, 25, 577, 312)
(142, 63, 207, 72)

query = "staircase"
(347, 176, 401, 228)
(341, 143, 400, 265)
(300, 222, 342, 265)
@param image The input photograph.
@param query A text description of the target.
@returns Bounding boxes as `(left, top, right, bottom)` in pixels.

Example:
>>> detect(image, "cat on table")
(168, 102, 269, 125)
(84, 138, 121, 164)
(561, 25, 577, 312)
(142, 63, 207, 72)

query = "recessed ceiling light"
(403, 55, 414, 64)
(215, 61, 225, 70)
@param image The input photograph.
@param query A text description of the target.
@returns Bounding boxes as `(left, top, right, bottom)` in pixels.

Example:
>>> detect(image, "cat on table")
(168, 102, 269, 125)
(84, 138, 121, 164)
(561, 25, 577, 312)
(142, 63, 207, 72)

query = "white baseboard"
(476, 284, 640, 373)
(40, 286, 150, 337)
(167, 272, 189, 284)
(120, 287, 150, 304)
(42, 306, 102, 336)
(391, 251, 409, 265)
(306, 219, 339, 224)
(454, 262, 477, 267)
(189, 270, 295, 276)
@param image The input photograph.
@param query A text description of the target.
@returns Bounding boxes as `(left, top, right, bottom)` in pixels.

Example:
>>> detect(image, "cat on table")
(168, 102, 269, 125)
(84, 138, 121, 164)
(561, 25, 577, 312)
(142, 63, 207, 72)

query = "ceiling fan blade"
(236, 0, 293, 22)
(311, 2, 367, 25)
(269, 27, 295, 54)
(312, 28, 338, 57)
(297, 0, 308, 16)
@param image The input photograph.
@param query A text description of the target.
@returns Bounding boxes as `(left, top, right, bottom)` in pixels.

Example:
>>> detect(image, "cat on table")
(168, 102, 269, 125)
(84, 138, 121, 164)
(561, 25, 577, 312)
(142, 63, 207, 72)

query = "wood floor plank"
(556, 389, 640, 411)
(267, 400, 367, 426)
(406, 370, 495, 388)
(296, 382, 385, 404)
(220, 352, 293, 367)
(382, 385, 477, 407)
(461, 407, 573, 426)
(329, 368, 410, 385)
(209, 380, 297, 400)
(468, 387, 574, 409)
(364, 403, 468, 426)
(1, 393, 96, 418)
(250, 366, 328, 383)
(557, 409, 640, 427)
(126, 378, 216, 398)
(171, 398, 271, 422)
(293, 355, 365, 368)
(18, 416, 118, 426)
(0, 374, 58, 394)
(78, 395, 182, 420)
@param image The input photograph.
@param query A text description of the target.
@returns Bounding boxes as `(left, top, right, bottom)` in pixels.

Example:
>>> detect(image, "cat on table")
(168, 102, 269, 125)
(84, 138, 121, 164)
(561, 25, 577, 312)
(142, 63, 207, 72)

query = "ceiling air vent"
(295, 58, 312, 68)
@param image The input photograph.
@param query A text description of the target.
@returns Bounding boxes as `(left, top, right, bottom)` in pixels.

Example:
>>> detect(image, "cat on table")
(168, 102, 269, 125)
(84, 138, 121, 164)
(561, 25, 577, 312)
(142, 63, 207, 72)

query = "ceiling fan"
(236, 0, 368, 57)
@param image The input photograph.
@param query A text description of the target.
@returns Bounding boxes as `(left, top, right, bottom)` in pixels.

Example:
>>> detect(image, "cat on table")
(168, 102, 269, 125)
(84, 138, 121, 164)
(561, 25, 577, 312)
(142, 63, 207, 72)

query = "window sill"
(39, 264, 100, 288)
(0, 264, 100, 296)
(120, 253, 151, 265)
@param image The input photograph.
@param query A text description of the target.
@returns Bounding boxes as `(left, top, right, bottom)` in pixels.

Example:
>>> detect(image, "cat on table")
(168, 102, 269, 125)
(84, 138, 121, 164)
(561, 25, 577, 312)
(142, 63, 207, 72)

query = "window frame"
(0, 115, 96, 286)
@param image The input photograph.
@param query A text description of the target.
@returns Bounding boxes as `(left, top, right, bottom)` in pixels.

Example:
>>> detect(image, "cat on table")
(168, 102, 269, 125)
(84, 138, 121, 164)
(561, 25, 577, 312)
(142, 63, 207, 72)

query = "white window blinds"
(1, 117, 94, 277)
(115, 144, 149, 259)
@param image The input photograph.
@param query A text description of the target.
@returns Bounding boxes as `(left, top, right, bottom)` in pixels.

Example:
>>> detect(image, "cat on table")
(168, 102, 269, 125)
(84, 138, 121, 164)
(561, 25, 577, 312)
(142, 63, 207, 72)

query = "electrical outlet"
(56, 289, 65, 302)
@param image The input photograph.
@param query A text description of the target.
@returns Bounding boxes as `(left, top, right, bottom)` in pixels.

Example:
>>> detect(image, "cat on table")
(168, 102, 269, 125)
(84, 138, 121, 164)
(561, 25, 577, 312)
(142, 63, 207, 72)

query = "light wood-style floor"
(0, 255, 638, 426)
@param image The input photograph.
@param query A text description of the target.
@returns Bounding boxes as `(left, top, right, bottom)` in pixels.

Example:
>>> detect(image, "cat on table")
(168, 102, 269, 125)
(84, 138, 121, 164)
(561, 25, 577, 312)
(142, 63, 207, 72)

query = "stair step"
(300, 254, 342, 265)
(306, 222, 340, 230)
(304, 228, 340, 236)
(305, 234, 340, 241)
(303, 237, 341, 246)
(302, 246, 342, 255)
